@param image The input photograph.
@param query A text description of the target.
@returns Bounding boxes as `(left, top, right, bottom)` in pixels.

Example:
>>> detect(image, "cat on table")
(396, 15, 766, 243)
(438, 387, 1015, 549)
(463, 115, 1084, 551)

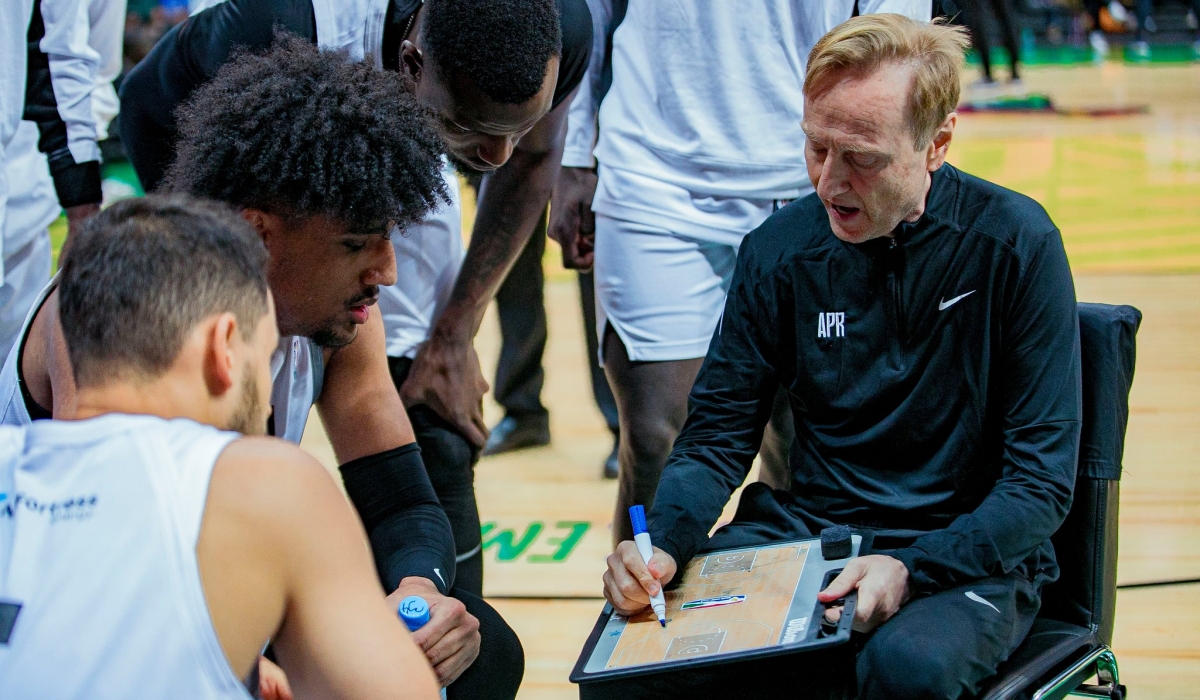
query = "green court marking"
(527, 521, 591, 563)
(481, 522, 544, 561)
(481, 521, 593, 563)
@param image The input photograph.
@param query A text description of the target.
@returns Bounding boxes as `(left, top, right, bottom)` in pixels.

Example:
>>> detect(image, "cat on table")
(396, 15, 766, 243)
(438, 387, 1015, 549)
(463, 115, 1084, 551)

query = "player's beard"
(308, 321, 357, 349)
(229, 371, 267, 436)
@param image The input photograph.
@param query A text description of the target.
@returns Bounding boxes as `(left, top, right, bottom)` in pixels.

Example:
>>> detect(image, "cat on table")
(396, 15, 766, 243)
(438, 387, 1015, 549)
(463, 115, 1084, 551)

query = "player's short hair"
(422, 0, 561, 105)
(805, 14, 969, 149)
(165, 33, 447, 235)
(59, 195, 270, 388)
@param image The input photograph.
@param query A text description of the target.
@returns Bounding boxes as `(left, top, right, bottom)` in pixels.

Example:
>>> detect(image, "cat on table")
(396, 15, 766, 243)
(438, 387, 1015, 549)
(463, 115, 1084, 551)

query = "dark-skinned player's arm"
(399, 87, 577, 447)
(317, 311, 481, 687)
(199, 437, 440, 700)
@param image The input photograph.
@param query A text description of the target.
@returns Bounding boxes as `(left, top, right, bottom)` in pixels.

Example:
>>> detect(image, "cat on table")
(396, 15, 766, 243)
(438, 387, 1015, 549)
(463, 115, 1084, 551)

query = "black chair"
(977, 303, 1141, 700)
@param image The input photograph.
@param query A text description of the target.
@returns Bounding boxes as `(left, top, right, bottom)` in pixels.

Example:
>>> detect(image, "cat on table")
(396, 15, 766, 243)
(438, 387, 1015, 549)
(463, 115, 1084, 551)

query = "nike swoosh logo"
(433, 568, 446, 588)
(965, 591, 1000, 613)
(939, 290, 976, 311)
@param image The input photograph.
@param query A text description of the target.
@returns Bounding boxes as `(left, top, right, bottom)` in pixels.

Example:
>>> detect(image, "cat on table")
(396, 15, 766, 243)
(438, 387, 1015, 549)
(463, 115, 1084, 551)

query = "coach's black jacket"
(648, 164, 1082, 595)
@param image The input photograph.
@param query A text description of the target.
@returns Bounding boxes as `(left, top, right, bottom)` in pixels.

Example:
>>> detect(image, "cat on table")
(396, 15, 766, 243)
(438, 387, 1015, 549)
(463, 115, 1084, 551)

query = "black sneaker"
(603, 435, 619, 480)
(482, 414, 551, 456)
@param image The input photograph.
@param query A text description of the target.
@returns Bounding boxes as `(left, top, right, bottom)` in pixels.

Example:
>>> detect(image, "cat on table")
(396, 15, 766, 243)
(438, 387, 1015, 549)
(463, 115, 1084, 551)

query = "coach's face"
(802, 61, 956, 244)
(245, 210, 397, 348)
(403, 43, 558, 171)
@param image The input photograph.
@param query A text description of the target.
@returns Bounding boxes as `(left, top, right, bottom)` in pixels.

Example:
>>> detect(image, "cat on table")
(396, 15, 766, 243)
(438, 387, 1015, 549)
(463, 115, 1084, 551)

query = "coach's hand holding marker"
(629, 506, 668, 627)
(603, 512, 677, 618)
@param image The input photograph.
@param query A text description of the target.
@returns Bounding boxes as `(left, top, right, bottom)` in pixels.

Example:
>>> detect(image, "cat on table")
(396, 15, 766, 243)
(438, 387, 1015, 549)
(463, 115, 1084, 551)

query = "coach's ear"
(201, 312, 240, 399)
(925, 111, 957, 172)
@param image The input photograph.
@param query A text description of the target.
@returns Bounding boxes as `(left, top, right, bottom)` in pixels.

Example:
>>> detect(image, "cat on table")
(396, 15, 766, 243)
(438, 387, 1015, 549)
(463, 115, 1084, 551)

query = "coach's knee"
(857, 630, 966, 700)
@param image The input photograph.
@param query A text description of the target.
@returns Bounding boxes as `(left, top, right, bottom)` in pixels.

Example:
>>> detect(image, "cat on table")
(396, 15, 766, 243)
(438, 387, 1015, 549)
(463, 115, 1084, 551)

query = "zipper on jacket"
(888, 238, 907, 351)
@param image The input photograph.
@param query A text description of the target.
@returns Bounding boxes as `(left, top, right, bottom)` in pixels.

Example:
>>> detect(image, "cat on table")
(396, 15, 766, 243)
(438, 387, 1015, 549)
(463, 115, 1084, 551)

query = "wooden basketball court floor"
(298, 63, 1200, 698)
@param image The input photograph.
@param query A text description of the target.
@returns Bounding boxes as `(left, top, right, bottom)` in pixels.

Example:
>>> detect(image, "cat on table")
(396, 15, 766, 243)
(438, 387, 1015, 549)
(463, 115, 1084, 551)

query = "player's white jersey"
(0, 414, 252, 699)
(571, 0, 930, 241)
(379, 160, 464, 360)
(0, 277, 322, 445)
(0, 275, 57, 426)
(269, 335, 323, 443)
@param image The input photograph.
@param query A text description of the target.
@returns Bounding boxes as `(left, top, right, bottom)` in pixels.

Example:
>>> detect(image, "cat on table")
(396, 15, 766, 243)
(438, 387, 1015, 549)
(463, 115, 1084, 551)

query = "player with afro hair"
(166, 33, 447, 237)
(161, 35, 527, 699)
(116, 0, 594, 627)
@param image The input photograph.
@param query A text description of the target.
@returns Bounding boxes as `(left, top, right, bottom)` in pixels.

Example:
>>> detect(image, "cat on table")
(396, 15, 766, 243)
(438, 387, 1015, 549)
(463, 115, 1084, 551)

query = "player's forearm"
(431, 130, 565, 344)
(339, 444, 457, 594)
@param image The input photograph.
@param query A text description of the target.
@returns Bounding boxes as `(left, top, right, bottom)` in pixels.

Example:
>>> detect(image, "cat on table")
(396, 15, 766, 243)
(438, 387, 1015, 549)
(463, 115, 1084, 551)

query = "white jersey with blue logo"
(0, 277, 323, 445)
(0, 414, 252, 699)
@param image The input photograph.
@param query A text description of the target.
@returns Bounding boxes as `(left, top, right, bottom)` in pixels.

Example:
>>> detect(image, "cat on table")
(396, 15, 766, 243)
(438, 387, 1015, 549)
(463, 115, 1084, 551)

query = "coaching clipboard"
(570, 534, 864, 684)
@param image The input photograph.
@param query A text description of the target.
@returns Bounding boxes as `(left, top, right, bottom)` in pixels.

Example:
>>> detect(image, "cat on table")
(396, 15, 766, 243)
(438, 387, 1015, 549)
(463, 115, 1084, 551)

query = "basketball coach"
(597, 14, 1081, 700)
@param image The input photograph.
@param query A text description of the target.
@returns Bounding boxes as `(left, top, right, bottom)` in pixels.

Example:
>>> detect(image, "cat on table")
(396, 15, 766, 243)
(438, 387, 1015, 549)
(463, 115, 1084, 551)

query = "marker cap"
(398, 595, 431, 631)
(628, 505, 648, 536)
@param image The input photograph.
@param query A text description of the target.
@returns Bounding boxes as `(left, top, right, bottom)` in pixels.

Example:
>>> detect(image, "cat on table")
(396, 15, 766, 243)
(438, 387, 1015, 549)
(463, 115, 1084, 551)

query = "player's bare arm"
(317, 311, 416, 461)
(17, 289, 76, 418)
(199, 437, 439, 699)
(316, 311, 482, 686)
(603, 541, 678, 616)
(400, 89, 576, 447)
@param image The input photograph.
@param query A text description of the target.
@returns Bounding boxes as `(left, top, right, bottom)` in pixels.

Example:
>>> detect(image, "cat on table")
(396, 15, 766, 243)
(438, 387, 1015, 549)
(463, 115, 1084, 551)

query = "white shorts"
(593, 214, 741, 364)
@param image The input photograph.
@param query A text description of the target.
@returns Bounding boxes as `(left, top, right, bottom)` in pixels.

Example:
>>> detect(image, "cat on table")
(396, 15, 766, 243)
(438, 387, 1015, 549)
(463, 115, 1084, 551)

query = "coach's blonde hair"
(805, 14, 970, 149)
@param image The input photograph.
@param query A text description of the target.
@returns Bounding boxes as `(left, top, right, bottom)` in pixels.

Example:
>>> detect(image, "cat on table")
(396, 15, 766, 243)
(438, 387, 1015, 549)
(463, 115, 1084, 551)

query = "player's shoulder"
(553, 0, 594, 102)
(212, 436, 343, 526)
(218, 436, 329, 483)
(558, 0, 594, 48)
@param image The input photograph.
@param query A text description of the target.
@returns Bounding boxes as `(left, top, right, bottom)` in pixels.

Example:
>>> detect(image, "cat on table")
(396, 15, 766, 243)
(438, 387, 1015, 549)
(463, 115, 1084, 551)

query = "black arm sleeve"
(647, 239, 782, 567)
(339, 443, 457, 594)
(24, 0, 102, 209)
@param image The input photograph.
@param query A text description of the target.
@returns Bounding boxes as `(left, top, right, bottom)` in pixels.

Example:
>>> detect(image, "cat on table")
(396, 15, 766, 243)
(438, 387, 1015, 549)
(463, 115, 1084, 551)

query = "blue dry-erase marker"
(629, 505, 668, 627)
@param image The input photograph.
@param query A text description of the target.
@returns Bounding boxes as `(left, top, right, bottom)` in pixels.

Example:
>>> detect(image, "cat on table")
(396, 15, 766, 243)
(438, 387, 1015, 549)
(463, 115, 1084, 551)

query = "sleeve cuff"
(50, 160, 102, 209)
(886, 546, 938, 595)
(561, 149, 597, 169)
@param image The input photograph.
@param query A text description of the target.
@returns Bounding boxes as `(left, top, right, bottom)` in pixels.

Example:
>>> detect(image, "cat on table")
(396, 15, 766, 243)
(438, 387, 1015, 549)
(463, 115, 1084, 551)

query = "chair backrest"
(1039, 303, 1141, 645)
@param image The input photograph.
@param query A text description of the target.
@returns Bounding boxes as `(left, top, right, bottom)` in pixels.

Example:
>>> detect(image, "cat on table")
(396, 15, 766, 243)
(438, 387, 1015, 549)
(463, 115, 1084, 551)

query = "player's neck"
(73, 373, 224, 429)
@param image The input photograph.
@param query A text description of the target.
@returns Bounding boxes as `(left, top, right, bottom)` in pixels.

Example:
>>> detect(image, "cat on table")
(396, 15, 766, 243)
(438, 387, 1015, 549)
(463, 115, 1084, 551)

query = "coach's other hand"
(548, 166, 598, 271)
(817, 555, 911, 633)
(401, 337, 491, 448)
(387, 577, 481, 687)
(603, 540, 678, 616)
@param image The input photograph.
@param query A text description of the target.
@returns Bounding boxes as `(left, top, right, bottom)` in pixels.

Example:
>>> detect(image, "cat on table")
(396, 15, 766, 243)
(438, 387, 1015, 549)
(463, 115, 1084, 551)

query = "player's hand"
(603, 540, 678, 616)
(257, 656, 293, 700)
(400, 335, 490, 447)
(387, 577, 481, 688)
(548, 166, 598, 271)
(817, 554, 911, 633)
(61, 202, 101, 267)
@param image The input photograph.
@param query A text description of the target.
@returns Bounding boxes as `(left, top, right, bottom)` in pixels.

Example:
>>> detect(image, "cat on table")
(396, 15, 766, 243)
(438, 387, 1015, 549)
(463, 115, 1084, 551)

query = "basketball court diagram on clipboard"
(573, 535, 863, 682)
